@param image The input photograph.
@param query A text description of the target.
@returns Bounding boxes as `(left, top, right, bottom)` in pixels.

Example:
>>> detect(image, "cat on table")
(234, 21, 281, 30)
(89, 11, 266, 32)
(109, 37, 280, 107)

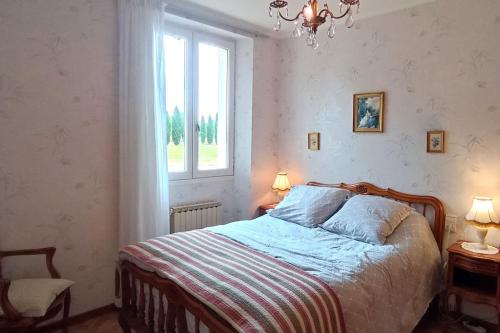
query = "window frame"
(165, 25, 235, 181)
(192, 32, 235, 179)
(164, 26, 193, 181)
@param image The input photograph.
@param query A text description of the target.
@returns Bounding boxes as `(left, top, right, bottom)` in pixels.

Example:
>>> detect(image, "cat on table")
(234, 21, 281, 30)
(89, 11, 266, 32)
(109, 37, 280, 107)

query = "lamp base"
(275, 190, 288, 202)
(461, 242, 499, 255)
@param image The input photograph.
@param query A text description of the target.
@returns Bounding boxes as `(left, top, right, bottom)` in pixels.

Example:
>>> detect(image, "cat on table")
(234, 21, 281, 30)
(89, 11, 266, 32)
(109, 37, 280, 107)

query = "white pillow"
(321, 195, 413, 245)
(0, 278, 74, 317)
(269, 185, 349, 227)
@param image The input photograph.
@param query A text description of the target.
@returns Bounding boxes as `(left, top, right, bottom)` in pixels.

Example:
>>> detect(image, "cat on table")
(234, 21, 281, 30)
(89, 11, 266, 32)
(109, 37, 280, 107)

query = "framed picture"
(427, 130, 445, 153)
(353, 92, 385, 133)
(308, 132, 320, 151)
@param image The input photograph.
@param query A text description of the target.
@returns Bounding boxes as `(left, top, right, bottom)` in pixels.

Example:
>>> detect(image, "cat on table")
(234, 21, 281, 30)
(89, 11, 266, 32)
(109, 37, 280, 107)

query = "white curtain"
(118, 0, 169, 248)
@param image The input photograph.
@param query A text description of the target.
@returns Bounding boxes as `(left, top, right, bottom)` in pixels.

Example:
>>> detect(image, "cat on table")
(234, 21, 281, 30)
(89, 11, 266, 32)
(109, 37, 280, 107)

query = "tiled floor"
(65, 309, 492, 333)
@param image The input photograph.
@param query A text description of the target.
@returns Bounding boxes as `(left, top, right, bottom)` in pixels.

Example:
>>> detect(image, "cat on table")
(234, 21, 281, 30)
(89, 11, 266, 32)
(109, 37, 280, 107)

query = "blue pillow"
(321, 195, 413, 245)
(269, 185, 349, 227)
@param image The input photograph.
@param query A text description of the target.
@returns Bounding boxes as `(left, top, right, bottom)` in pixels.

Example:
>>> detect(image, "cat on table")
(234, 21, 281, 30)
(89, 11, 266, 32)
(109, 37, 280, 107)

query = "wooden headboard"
(307, 181, 446, 251)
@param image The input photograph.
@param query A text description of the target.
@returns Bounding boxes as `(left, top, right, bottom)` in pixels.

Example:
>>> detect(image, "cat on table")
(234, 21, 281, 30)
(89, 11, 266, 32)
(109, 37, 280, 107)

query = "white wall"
(276, 0, 500, 239)
(0, 0, 279, 315)
(250, 38, 281, 212)
(0, 0, 118, 315)
(275, 0, 500, 322)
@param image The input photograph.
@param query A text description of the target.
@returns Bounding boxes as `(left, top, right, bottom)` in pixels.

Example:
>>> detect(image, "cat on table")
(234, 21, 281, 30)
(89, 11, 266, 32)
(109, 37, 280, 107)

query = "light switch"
(445, 214, 458, 232)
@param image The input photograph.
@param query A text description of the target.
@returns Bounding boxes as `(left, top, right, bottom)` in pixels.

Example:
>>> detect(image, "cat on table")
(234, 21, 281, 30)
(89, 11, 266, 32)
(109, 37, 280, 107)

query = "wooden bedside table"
(446, 241, 500, 321)
(258, 203, 278, 216)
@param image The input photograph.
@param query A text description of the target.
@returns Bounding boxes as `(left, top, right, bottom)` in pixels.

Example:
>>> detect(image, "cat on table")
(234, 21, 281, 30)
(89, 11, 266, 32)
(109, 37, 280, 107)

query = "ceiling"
(181, 0, 436, 35)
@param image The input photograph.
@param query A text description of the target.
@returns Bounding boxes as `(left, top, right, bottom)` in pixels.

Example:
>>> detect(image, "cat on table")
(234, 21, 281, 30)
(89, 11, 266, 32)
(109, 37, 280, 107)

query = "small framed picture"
(427, 130, 445, 153)
(353, 92, 385, 133)
(308, 132, 320, 151)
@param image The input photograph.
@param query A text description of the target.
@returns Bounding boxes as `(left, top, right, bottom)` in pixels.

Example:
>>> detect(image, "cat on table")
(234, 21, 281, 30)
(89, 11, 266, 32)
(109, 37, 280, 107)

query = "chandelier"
(268, 0, 360, 49)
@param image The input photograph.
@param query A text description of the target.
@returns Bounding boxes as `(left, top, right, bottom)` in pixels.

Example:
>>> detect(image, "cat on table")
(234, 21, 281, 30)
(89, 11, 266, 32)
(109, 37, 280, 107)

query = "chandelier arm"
(318, 9, 333, 18)
(320, 6, 351, 20)
(278, 10, 303, 22)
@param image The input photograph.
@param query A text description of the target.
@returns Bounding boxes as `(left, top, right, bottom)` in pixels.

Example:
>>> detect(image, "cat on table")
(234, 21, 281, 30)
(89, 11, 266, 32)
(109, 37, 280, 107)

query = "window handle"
(195, 123, 200, 132)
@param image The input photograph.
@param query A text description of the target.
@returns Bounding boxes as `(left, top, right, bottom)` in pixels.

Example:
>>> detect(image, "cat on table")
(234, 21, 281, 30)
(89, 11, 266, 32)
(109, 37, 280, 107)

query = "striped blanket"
(120, 230, 346, 333)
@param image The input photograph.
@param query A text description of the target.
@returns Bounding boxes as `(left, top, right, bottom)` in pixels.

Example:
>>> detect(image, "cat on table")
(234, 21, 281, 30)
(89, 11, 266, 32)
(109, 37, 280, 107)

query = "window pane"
(165, 34, 187, 173)
(197, 42, 229, 171)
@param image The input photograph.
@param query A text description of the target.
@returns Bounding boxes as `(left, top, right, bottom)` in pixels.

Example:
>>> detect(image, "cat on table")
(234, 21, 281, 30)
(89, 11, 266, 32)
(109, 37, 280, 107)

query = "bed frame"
(118, 182, 445, 333)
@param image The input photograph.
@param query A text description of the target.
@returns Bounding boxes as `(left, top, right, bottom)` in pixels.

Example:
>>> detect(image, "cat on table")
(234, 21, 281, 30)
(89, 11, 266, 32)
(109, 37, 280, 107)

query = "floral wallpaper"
(0, 0, 118, 315)
(275, 0, 500, 248)
(0, 0, 280, 315)
(249, 38, 281, 215)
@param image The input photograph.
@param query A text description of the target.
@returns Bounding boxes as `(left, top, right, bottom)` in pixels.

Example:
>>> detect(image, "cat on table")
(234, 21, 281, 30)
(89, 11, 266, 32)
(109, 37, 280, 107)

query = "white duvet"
(207, 212, 442, 333)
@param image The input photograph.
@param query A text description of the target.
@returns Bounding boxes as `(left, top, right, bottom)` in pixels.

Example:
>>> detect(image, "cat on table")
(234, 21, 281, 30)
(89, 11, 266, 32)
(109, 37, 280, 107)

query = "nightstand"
(258, 203, 278, 216)
(446, 241, 500, 321)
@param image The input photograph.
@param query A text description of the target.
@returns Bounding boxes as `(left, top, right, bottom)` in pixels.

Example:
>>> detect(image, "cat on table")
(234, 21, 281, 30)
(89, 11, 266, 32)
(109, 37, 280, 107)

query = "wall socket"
(445, 214, 458, 232)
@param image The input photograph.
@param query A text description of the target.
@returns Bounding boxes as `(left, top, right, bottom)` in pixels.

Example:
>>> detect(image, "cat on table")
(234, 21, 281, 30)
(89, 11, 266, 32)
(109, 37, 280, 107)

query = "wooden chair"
(0, 247, 72, 333)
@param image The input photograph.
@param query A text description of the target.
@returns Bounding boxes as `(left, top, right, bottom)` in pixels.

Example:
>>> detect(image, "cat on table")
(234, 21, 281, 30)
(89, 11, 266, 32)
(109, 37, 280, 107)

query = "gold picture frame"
(427, 130, 445, 153)
(308, 132, 320, 151)
(353, 92, 385, 133)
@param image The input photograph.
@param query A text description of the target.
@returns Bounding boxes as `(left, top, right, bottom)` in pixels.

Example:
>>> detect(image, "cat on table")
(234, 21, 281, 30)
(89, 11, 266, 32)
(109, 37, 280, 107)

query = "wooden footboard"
(119, 260, 234, 333)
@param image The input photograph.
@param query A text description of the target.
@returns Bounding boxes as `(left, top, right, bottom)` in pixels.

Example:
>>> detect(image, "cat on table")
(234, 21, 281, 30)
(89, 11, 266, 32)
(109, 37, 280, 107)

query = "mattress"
(206, 211, 442, 333)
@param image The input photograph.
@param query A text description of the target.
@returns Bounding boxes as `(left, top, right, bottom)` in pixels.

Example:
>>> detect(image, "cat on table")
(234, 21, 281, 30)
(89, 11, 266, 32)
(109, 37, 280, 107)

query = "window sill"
(169, 175, 234, 185)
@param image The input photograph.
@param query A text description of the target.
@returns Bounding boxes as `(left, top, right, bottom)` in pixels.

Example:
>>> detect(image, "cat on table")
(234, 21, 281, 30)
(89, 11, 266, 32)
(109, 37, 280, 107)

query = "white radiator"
(170, 201, 223, 233)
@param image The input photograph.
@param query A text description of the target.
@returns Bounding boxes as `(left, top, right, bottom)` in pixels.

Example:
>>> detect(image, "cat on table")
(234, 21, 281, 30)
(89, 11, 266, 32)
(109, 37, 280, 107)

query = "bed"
(118, 182, 445, 333)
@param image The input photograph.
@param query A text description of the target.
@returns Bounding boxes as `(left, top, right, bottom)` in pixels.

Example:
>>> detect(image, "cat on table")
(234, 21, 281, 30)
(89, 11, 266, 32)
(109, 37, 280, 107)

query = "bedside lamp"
(462, 197, 499, 254)
(272, 171, 291, 202)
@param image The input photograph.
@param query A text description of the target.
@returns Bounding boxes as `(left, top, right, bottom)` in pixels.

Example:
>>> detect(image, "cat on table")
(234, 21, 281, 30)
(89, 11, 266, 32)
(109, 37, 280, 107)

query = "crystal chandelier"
(268, 0, 360, 49)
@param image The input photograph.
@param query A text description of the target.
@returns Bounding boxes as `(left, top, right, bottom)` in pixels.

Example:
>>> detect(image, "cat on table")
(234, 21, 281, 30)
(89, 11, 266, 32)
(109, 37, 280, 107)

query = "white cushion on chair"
(0, 278, 74, 317)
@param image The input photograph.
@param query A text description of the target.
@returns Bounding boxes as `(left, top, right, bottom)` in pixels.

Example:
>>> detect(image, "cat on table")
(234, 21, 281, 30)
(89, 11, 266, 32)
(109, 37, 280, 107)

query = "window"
(164, 27, 234, 180)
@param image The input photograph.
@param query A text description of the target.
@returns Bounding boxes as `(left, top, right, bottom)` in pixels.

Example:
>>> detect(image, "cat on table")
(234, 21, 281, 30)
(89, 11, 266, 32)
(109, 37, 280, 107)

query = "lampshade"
(272, 172, 291, 191)
(466, 197, 498, 224)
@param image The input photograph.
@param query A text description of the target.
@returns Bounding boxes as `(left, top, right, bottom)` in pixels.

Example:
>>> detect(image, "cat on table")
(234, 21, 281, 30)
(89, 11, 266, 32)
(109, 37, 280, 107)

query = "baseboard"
(36, 303, 117, 332)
